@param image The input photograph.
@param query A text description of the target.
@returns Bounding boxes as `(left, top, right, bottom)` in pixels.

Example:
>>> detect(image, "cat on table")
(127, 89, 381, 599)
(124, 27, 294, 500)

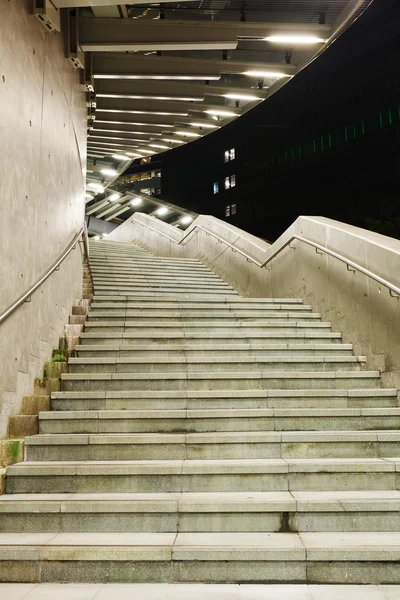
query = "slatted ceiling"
(126, 0, 369, 24)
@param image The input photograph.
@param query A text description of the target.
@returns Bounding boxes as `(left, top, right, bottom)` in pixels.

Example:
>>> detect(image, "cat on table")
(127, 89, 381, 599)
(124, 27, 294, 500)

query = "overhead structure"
(65, 0, 372, 213)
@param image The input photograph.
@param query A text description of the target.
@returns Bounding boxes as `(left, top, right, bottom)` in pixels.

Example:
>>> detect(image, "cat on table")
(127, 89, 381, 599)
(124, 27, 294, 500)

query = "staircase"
(1, 239, 400, 584)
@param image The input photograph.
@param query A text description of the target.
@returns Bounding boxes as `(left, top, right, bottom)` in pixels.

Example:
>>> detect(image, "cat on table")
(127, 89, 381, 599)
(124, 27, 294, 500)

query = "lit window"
(224, 150, 230, 163)
(213, 182, 219, 194)
(230, 148, 235, 160)
(225, 205, 231, 217)
(231, 203, 237, 215)
(225, 176, 230, 190)
(230, 174, 236, 187)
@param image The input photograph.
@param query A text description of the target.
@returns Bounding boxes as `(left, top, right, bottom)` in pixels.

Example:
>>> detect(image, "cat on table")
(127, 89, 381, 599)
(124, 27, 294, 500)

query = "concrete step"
(2, 491, 400, 534)
(50, 389, 399, 411)
(5, 458, 400, 493)
(60, 370, 381, 392)
(93, 288, 239, 296)
(86, 311, 321, 321)
(67, 356, 366, 374)
(91, 296, 305, 304)
(75, 343, 355, 358)
(92, 276, 232, 286)
(2, 531, 400, 583)
(79, 332, 344, 345)
(25, 430, 400, 461)
(89, 302, 313, 311)
(37, 408, 400, 435)
(83, 321, 333, 335)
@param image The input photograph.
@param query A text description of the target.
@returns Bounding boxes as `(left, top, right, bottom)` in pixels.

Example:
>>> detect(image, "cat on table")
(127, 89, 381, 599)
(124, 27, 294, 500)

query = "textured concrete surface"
(0, 584, 399, 599)
(0, 0, 86, 435)
(108, 214, 400, 392)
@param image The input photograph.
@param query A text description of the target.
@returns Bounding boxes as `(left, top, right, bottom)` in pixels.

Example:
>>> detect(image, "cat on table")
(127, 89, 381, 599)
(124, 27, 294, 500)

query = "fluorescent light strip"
(95, 120, 174, 128)
(242, 71, 290, 78)
(88, 141, 139, 148)
(89, 135, 151, 143)
(189, 122, 219, 129)
(264, 35, 325, 44)
(175, 131, 201, 138)
(93, 74, 221, 81)
(205, 109, 237, 117)
(223, 93, 260, 101)
(97, 93, 204, 102)
(149, 144, 169, 149)
(97, 109, 188, 117)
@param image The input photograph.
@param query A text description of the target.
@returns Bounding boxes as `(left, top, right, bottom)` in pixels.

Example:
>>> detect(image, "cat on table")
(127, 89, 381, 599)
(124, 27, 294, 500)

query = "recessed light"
(242, 71, 289, 78)
(156, 207, 168, 216)
(93, 74, 221, 81)
(108, 193, 120, 201)
(264, 35, 325, 44)
(223, 93, 259, 101)
(87, 183, 104, 192)
(181, 216, 193, 224)
(131, 198, 142, 206)
(97, 93, 204, 102)
(97, 109, 189, 117)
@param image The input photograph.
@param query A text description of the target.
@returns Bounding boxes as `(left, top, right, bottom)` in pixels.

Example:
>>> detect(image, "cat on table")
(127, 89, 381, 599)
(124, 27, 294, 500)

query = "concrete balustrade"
(108, 214, 400, 391)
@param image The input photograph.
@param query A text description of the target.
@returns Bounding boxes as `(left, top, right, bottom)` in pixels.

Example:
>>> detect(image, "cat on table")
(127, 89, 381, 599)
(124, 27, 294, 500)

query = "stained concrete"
(0, 0, 86, 435)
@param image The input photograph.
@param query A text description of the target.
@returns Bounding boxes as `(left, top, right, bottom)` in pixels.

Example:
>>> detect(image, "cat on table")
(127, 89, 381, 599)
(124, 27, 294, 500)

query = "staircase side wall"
(0, 0, 86, 435)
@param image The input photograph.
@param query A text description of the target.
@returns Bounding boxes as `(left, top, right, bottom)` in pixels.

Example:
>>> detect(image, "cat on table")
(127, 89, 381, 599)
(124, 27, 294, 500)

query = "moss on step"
(0, 438, 24, 467)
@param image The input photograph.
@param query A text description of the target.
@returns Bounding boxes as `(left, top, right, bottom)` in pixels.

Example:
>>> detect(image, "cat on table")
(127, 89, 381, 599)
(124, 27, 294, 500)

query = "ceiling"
(64, 0, 372, 227)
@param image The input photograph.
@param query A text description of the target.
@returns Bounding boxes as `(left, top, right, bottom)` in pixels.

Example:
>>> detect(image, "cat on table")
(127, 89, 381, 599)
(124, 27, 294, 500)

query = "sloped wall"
(0, 0, 86, 435)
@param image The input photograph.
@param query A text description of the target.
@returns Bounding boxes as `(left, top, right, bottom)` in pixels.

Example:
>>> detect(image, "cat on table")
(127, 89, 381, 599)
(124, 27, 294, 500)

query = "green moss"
(8, 440, 21, 460)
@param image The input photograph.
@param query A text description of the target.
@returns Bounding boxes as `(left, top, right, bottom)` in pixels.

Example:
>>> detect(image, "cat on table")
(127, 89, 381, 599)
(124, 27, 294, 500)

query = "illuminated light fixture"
(181, 216, 193, 225)
(108, 193, 120, 201)
(175, 131, 201, 138)
(95, 120, 174, 128)
(87, 183, 104, 192)
(92, 128, 157, 136)
(212, 116, 219, 121)
(112, 154, 130, 161)
(94, 235, 100, 240)
(149, 144, 169, 149)
(242, 71, 289, 78)
(131, 198, 142, 206)
(101, 168, 118, 176)
(102, 233, 108, 238)
(189, 122, 219, 129)
(264, 35, 325, 44)
(126, 152, 143, 158)
(205, 109, 237, 117)
(156, 206, 168, 216)
(98, 109, 188, 117)
(85, 193, 94, 199)
(97, 93, 204, 102)
(223, 93, 259, 101)
(93, 74, 221, 81)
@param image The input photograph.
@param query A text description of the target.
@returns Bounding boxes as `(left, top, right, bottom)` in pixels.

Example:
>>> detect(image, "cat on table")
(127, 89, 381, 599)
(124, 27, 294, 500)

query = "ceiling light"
(126, 152, 143, 158)
(181, 216, 193, 224)
(94, 235, 100, 240)
(264, 35, 325, 44)
(95, 120, 174, 128)
(93, 74, 221, 81)
(98, 109, 188, 117)
(112, 154, 130, 161)
(108, 193, 120, 201)
(85, 193, 94, 199)
(131, 198, 142, 206)
(97, 93, 204, 102)
(223, 93, 259, 101)
(101, 169, 118, 176)
(242, 71, 289, 78)
(205, 109, 237, 117)
(90, 135, 148, 143)
(156, 207, 168, 216)
(175, 131, 201, 138)
(87, 183, 104, 192)
(102, 233, 108, 238)
(92, 128, 156, 136)
(149, 144, 169, 149)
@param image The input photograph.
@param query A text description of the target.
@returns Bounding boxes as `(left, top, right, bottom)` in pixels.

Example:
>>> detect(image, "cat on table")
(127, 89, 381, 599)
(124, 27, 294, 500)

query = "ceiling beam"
(54, 0, 198, 7)
(92, 53, 296, 79)
(79, 18, 330, 52)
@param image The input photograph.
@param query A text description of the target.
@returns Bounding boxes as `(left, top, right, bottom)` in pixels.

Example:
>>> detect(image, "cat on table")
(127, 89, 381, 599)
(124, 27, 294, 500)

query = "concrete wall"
(108, 213, 400, 392)
(0, 0, 86, 435)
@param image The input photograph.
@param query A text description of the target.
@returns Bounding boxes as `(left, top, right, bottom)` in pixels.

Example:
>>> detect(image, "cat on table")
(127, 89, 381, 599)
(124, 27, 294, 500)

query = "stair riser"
(80, 336, 343, 346)
(93, 290, 239, 297)
(61, 377, 380, 392)
(1, 510, 399, 534)
(89, 304, 312, 311)
(83, 326, 332, 335)
(50, 397, 398, 411)
(87, 313, 318, 320)
(68, 362, 363, 374)
(26, 439, 400, 461)
(6, 471, 399, 494)
(76, 349, 354, 358)
(38, 416, 400, 435)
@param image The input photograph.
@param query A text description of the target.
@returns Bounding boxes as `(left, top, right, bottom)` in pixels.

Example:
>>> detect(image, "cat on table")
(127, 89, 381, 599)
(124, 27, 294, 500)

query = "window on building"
(225, 176, 230, 190)
(213, 182, 219, 194)
(231, 203, 237, 215)
(224, 148, 236, 162)
(230, 174, 236, 187)
(225, 205, 231, 217)
(230, 148, 235, 161)
(224, 150, 230, 163)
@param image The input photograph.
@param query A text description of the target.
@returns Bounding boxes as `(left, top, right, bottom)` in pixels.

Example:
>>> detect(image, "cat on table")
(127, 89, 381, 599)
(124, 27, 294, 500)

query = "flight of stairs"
(1, 239, 400, 584)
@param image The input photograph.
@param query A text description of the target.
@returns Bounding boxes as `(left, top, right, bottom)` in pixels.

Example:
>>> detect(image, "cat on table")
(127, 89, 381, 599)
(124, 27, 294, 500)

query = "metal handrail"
(133, 217, 400, 298)
(0, 224, 89, 325)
